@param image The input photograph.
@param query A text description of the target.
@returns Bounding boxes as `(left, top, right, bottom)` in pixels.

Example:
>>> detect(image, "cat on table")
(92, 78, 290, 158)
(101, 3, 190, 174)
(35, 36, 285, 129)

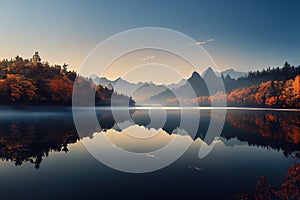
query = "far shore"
(0, 105, 299, 112)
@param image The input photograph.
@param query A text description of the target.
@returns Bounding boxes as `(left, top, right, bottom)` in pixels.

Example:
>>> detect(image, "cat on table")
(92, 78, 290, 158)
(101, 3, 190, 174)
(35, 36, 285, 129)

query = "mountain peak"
(220, 68, 247, 79)
(114, 77, 122, 82)
(191, 71, 201, 78)
(207, 66, 214, 71)
(202, 67, 217, 78)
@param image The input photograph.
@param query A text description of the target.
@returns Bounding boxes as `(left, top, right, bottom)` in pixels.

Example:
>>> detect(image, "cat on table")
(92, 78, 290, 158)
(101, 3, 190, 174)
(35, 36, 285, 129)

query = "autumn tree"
(48, 75, 73, 104)
(0, 74, 37, 103)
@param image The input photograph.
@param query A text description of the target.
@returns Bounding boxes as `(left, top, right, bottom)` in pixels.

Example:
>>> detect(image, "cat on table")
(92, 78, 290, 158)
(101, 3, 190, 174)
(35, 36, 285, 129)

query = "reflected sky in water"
(0, 107, 299, 199)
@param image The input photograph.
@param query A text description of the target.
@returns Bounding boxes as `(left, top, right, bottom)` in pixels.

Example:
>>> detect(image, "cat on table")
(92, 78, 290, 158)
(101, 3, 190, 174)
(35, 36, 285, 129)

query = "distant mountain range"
(92, 68, 247, 104)
(149, 67, 222, 105)
(213, 68, 247, 79)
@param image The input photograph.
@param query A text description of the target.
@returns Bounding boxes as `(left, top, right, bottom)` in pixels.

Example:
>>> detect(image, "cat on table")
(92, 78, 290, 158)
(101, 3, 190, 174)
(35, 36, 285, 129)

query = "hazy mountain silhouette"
(212, 68, 247, 79)
(142, 72, 200, 105)
(93, 76, 174, 103)
(93, 68, 232, 105)
(202, 67, 222, 95)
(96, 76, 144, 95)
(148, 68, 221, 105)
(220, 68, 247, 79)
(92, 63, 300, 107)
(132, 82, 167, 102)
(147, 88, 177, 105)
(167, 79, 187, 89)
(93, 67, 245, 101)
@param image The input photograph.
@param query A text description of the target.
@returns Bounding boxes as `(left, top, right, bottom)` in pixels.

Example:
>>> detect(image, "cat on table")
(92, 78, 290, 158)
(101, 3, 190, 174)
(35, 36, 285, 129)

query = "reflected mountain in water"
(0, 108, 299, 168)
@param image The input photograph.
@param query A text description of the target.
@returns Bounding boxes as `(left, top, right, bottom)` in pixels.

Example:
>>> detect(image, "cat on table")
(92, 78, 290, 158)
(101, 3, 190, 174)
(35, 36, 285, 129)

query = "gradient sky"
(0, 0, 299, 82)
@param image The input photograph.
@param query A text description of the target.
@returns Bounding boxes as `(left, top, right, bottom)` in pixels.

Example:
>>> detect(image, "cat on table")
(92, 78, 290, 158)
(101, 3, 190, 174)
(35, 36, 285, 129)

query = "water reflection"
(0, 112, 79, 169)
(0, 108, 299, 169)
(224, 111, 300, 157)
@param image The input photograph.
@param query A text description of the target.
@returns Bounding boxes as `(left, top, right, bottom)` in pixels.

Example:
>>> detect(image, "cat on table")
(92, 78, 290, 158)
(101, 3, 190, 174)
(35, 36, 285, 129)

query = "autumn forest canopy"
(0, 53, 134, 106)
(0, 53, 299, 108)
(155, 62, 300, 108)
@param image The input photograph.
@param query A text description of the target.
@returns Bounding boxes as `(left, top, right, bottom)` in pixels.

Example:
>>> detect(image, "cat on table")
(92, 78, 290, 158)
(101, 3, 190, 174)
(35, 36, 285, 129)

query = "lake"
(0, 107, 299, 199)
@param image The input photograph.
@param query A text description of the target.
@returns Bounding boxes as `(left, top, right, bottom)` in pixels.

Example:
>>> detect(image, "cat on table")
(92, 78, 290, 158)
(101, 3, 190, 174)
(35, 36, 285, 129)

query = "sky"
(0, 0, 299, 83)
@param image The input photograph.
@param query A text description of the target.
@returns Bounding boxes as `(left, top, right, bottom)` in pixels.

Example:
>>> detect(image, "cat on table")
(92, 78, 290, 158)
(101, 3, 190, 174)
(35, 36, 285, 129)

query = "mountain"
(131, 82, 167, 102)
(185, 71, 210, 97)
(92, 68, 222, 105)
(90, 75, 142, 95)
(204, 68, 247, 79)
(175, 68, 221, 98)
(167, 79, 187, 89)
(220, 68, 247, 79)
(92, 67, 245, 101)
(91, 76, 170, 103)
(148, 69, 220, 105)
(202, 67, 215, 77)
(146, 88, 177, 105)
(202, 67, 223, 95)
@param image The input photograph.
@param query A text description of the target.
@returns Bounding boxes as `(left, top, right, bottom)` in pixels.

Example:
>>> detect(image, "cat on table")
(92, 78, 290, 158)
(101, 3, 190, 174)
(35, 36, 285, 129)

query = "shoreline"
(0, 105, 299, 112)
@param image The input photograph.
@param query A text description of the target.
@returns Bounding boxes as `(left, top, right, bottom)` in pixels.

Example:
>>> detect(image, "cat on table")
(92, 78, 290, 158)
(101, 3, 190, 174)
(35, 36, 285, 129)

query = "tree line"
(165, 62, 300, 108)
(223, 62, 300, 108)
(222, 62, 300, 92)
(0, 53, 135, 106)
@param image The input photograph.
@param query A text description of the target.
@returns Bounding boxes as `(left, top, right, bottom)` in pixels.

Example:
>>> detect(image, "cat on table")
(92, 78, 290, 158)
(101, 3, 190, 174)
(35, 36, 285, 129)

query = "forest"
(166, 62, 300, 108)
(0, 53, 134, 106)
(221, 62, 300, 107)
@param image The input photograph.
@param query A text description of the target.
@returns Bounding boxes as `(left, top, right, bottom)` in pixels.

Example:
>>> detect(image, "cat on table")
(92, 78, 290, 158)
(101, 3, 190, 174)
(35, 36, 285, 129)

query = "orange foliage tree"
(48, 75, 73, 103)
(227, 76, 300, 108)
(0, 74, 37, 103)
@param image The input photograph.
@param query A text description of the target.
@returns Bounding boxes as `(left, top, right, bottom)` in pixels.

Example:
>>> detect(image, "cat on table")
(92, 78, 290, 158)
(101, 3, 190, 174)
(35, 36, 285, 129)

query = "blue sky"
(0, 0, 299, 76)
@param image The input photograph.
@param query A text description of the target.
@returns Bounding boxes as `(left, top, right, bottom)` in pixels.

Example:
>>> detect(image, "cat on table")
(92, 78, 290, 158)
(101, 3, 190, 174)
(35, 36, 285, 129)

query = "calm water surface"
(0, 107, 299, 199)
